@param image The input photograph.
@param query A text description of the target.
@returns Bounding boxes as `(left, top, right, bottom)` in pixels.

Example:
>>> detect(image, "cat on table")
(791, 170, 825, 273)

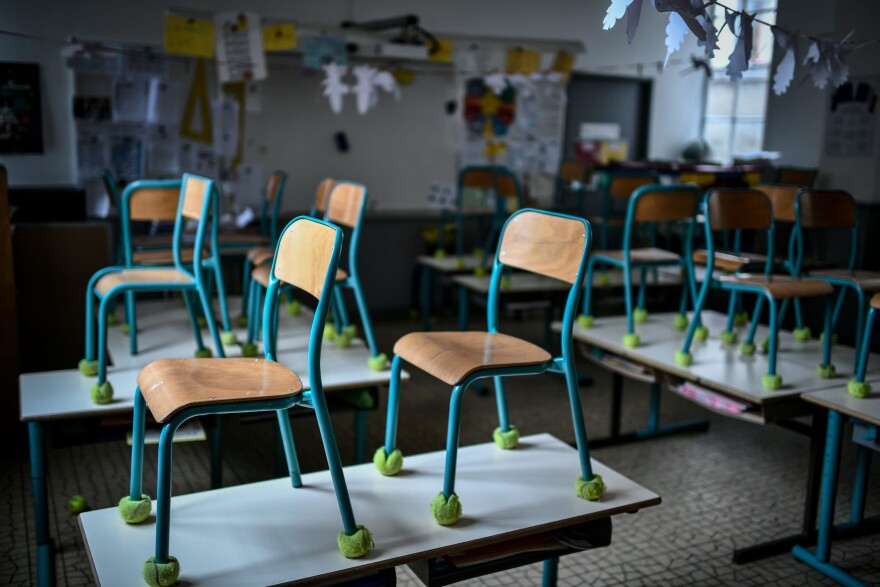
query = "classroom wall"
(0, 0, 704, 210)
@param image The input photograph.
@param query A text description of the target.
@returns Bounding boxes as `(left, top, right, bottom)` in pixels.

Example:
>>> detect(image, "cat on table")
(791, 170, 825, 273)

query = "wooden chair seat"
(252, 265, 347, 288)
(393, 331, 551, 386)
(95, 268, 192, 296)
(138, 358, 303, 423)
(594, 247, 680, 264)
(246, 246, 274, 265)
(718, 273, 833, 299)
(692, 249, 753, 272)
(809, 268, 880, 291)
(131, 249, 207, 265)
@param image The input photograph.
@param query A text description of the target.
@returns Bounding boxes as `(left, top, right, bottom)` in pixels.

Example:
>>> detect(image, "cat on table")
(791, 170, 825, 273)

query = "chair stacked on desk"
(78, 174, 231, 404)
(118, 215, 373, 587)
(373, 208, 606, 526)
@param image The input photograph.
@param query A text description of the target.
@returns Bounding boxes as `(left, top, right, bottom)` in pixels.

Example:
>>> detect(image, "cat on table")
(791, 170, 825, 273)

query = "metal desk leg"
(29, 421, 53, 587)
(542, 557, 559, 587)
(354, 410, 368, 464)
(210, 414, 223, 489)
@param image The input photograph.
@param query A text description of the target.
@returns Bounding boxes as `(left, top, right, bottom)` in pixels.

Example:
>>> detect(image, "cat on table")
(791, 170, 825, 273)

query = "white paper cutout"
(484, 73, 509, 95)
(664, 12, 689, 67)
(696, 14, 719, 59)
(654, 0, 707, 41)
(603, 0, 635, 30)
(321, 63, 350, 114)
(804, 42, 830, 89)
(772, 29, 796, 96)
(351, 66, 401, 115)
(373, 71, 401, 100)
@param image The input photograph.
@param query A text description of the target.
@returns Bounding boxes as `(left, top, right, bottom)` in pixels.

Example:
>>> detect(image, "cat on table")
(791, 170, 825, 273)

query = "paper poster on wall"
(505, 48, 541, 75)
(146, 78, 182, 126)
(231, 164, 263, 208)
(146, 126, 180, 176)
(426, 181, 456, 210)
(110, 134, 145, 183)
(164, 14, 214, 58)
(63, 45, 124, 76)
(429, 39, 453, 63)
(0, 62, 44, 153)
(178, 140, 198, 173)
(212, 96, 240, 159)
(112, 77, 148, 124)
(824, 79, 877, 158)
(215, 12, 267, 83)
(125, 49, 169, 79)
(245, 81, 263, 113)
(193, 148, 221, 185)
(263, 23, 297, 52)
(76, 134, 109, 182)
(300, 35, 348, 70)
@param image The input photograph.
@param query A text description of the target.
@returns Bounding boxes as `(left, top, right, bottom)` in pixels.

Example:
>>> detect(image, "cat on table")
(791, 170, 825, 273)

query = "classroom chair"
(237, 177, 335, 326)
(577, 185, 700, 347)
(775, 165, 818, 188)
(786, 190, 880, 364)
(435, 165, 523, 274)
(245, 181, 388, 371)
(677, 189, 835, 390)
(594, 170, 658, 251)
(118, 216, 373, 587)
(78, 175, 230, 404)
(374, 208, 605, 526)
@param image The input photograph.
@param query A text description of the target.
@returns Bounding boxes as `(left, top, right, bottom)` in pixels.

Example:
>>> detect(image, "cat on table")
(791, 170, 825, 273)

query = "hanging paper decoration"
(351, 65, 400, 115)
(772, 28, 796, 96)
(696, 13, 719, 59)
(464, 77, 516, 138)
(664, 12, 689, 67)
(726, 11, 755, 81)
(603, 0, 635, 30)
(321, 63, 349, 114)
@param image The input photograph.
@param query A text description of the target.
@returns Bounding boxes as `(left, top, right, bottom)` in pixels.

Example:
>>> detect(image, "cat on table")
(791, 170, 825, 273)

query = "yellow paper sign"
(263, 23, 297, 51)
(164, 15, 215, 58)
(552, 50, 575, 83)
(429, 39, 453, 63)
(505, 48, 541, 75)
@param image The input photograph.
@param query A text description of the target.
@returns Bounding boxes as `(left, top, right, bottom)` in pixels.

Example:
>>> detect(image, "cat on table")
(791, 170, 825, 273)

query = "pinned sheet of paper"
(426, 181, 456, 210)
(231, 164, 263, 208)
(146, 126, 180, 176)
(112, 78, 148, 123)
(245, 81, 263, 113)
(146, 79, 182, 126)
(352, 65, 400, 114)
(110, 135, 145, 183)
(164, 15, 215, 58)
(215, 11, 267, 83)
(263, 23, 296, 51)
(322, 63, 350, 114)
(76, 133, 109, 182)
(63, 45, 124, 76)
(505, 48, 541, 75)
(212, 97, 240, 158)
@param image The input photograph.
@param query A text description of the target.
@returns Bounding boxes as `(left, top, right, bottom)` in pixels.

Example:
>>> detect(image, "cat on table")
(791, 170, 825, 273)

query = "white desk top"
(20, 298, 406, 422)
(454, 269, 681, 296)
(80, 434, 660, 587)
(417, 254, 488, 273)
(557, 311, 861, 406)
(802, 383, 880, 427)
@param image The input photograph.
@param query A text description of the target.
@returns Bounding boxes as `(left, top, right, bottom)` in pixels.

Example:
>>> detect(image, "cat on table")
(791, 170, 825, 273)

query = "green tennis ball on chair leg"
(434, 249, 447, 259)
(674, 351, 693, 366)
(373, 447, 403, 476)
(577, 314, 594, 329)
(78, 358, 98, 377)
(734, 311, 749, 327)
(760, 337, 770, 353)
(633, 308, 648, 323)
(848, 380, 871, 398)
(493, 426, 519, 449)
(793, 327, 812, 342)
(739, 341, 756, 355)
(235, 314, 248, 328)
(576, 474, 606, 501)
(694, 326, 709, 341)
(142, 556, 180, 587)
(672, 313, 688, 330)
(220, 331, 238, 345)
(118, 494, 151, 524)
(453, 258, 464, 269)
(337, 525, 373, 558)
(121, 323, 131, 335)
(90, 381, 113, 404)
(196, 316, 207, 329)
(473, 266, 488, 277)
(334, 331, 353, 348)
(368, 353, 389, 371)
(820, 331, 838, 344)
(194, 347, 213, 358)
(622, 333, 640, 348)
(816, 364, 836, 378)
(107, 313, 120, 326)
(431, 492, 462, 525)
(323, 324, 337, 341)
(240, 342, 259, 358)
(287, 299, 302, 317)
(343, 325, 358, 338)
(67, 495, 88, 515)
(762, 373, 783, 390)
(720, 330, 738, 344)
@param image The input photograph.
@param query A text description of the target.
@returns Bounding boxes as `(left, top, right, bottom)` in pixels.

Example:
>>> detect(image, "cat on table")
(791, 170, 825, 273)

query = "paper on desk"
(214, 11, 267, 83)
(146, 78, 182, 125)
(112, 77, 148, 123)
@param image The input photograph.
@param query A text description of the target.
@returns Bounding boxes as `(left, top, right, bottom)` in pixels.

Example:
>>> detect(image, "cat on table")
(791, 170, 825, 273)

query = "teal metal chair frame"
(377, 208, 605, 525)
(595, 170, 659, 252)
(79, 175, 228, 402)
(847, 293, 880, 399)
(678, 190, 835, 390)
(578, 184, 700, 347)
(122, 217, 372, 585)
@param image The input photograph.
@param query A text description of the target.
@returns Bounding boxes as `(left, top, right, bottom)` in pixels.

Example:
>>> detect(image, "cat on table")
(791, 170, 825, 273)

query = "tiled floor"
(3, 314, 878, 586)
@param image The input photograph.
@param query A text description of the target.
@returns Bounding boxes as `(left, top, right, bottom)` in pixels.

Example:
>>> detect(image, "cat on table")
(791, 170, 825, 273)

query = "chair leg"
(434, 383, 467, 526)
(561, 351, 604, 502)
(118, 388, 152, 524)
(831, 287, 847, 335)
(577, 258, 597, 327)
(92, 295, 115, 404)
(492, 376, 518, 449)
(622, 263, 639, 347)
(676, 270, 712, 366)
(634, 267, 648, 322)
(237, 257, 252, 327)
(817, 296, 836, 379)
(80, 288, 98, 376)
(719, 290, 739, 344)
(309, 382, 372, 558)
(374, 355, 404, 476)
(211, 259, 236, 345)
(762, 295, 782, 390)
(673, 276, 689, 330)
(740, 296, 765, 356)
(126, 290, 138, 354)
(182, 290, 209, 357)
(275, 409, 302, 488)
(793, 297, 810, 341)
(196, 286, 226, 359)
(851, 288, 866, 362)
(350, 276, 387, 370)
(849, 306, 875, 398)
(144, 423, 181, 586)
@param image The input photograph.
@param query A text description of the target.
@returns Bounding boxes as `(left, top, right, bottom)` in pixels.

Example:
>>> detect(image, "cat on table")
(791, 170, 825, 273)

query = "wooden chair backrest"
(494, 173, 518, 198)
(313, 178, 336, 214)
(325, 182, 366, 229)
(798, 190, 856, 229)
(609, 174, 656, 198)
(265, 171, 285, 203)
(498, 210, 587, 284)
(273, 217, 338, 300)
(559, 161, 586, 182)
(706, 189, 772, 231)
(128, 185, 181, 221)
(755, 184, 798, 222)
(776, 166, 817, 187)
(461, 168, 495, 190)
(181, 175, 211, 221)
(633, 186, 699, 223)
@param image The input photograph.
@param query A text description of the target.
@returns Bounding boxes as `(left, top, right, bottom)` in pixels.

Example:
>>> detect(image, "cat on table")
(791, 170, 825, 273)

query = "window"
(702, 0, 777, 163)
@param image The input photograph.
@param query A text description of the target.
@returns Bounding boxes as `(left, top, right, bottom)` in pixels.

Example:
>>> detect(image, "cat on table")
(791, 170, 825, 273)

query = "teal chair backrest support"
(794, 189, 859, 272)
(324, 181, 368, 278)
(262, 216, 344, 390)
(487, 209, 591, 336)
(260, 170, 288, 245)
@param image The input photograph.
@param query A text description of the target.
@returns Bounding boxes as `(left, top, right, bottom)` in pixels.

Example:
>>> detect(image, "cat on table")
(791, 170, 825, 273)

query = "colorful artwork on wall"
(463, 77, 516, 139)
(0, 62, 44, 154)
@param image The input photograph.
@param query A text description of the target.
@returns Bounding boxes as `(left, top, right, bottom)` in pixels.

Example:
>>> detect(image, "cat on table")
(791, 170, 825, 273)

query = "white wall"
(0, 0, 705, 209)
